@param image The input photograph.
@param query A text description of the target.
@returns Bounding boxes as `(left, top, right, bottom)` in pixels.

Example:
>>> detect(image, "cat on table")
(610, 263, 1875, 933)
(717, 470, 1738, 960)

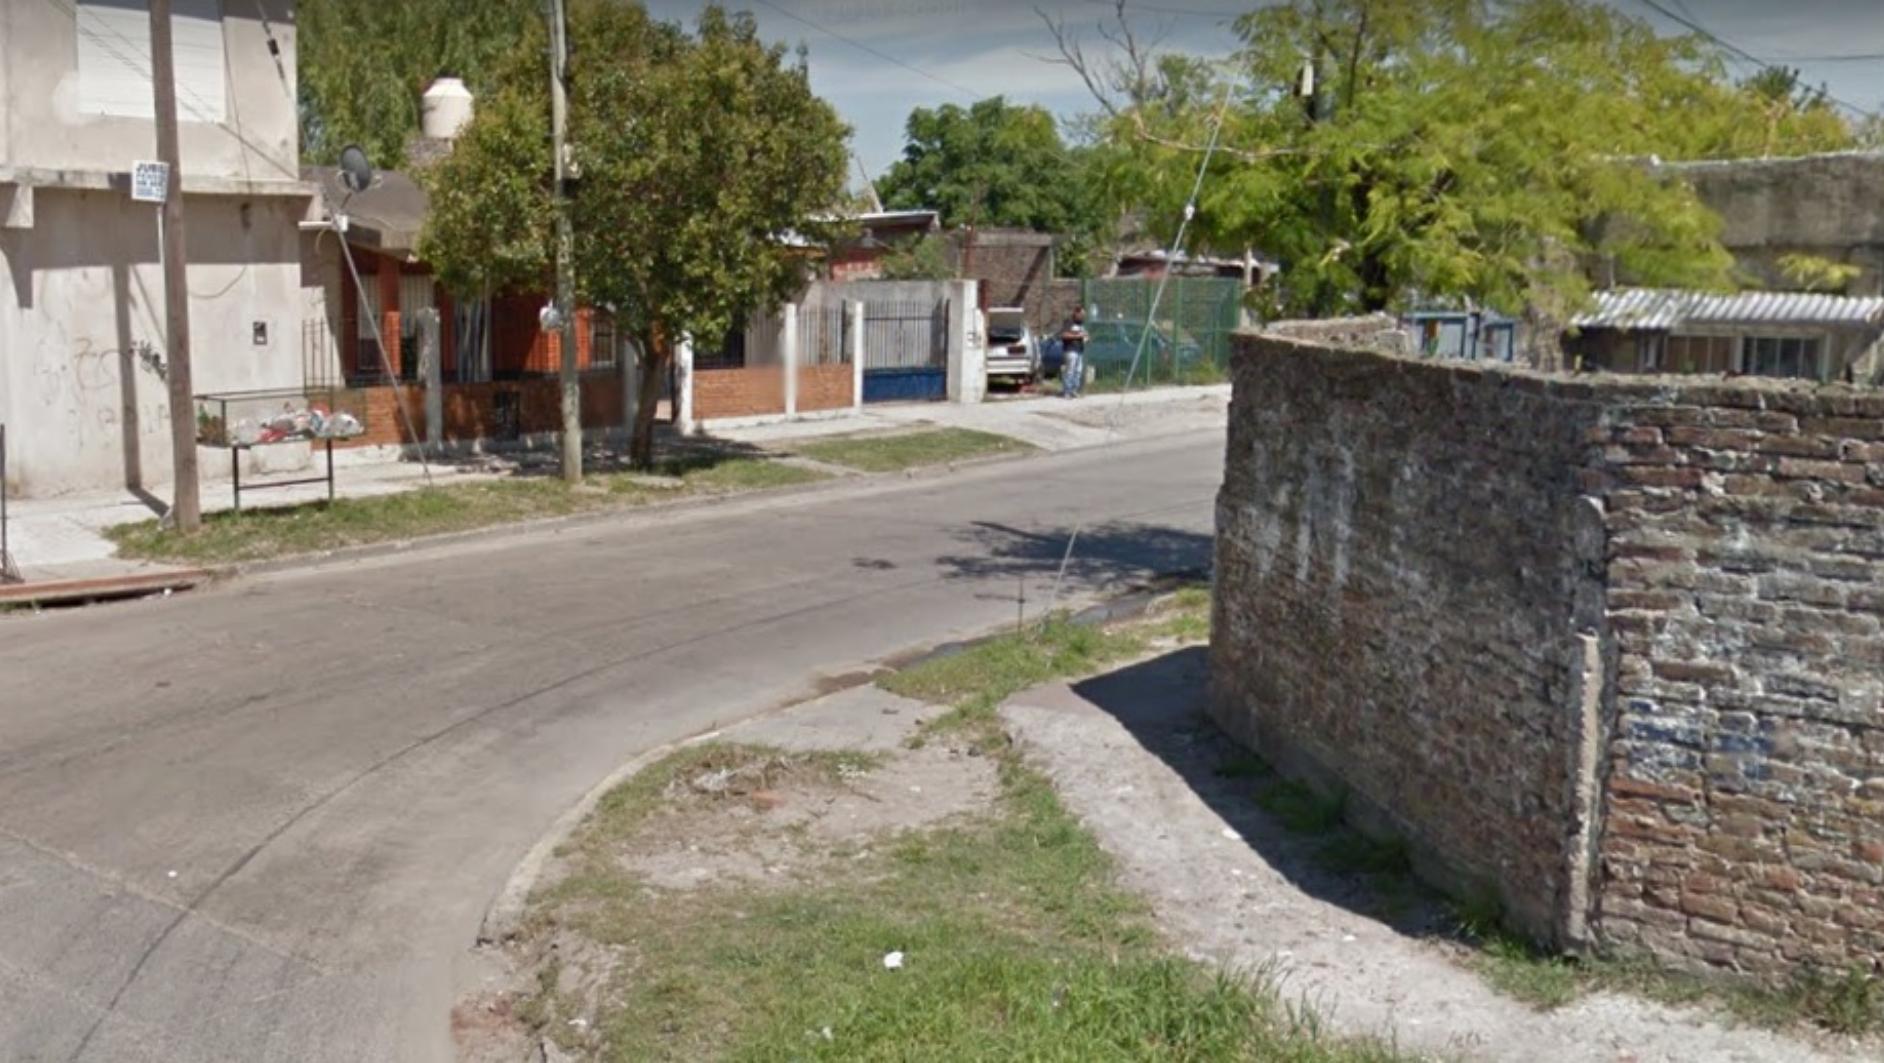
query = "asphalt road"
(0, 429, 1222, 1062)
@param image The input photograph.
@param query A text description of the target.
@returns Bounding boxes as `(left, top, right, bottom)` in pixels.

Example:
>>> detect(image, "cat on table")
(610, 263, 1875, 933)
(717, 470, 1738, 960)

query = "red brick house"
(300, 166, 630, 448)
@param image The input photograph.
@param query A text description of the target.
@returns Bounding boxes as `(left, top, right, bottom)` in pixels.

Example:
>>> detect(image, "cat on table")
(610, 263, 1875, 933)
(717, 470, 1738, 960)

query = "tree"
(877, 234, 956, 281)
(419, 2, 849, 469)
(876, 98, 1109, 275)
(299, 0, 529, 167)
(1074, 0, 1857, 322)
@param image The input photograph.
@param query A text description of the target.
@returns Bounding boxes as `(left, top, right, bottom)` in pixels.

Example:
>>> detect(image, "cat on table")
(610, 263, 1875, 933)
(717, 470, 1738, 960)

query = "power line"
(1629, 0, 1881, 120)
(748, 0, 980, 102)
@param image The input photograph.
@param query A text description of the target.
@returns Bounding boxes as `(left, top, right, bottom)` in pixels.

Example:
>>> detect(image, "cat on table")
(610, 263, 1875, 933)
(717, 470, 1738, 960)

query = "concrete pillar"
(946, 279, 986, 404)
(418, 308, 442, 448)
(676, 334, 695, 435)
(848, 300, 865, 411)
(781, 302, 799, 417)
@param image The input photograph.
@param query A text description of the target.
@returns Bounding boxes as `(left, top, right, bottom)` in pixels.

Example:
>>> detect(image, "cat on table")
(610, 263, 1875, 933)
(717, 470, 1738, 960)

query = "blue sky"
(642, 0, 1884, 184)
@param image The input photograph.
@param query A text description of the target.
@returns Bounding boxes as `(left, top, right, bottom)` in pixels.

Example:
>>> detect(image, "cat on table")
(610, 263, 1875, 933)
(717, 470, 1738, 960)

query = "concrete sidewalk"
(2, 384, 1228, 586)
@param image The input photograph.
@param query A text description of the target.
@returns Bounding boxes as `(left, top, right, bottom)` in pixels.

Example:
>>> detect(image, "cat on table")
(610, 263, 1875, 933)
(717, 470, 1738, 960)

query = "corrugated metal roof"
(1573, 288, 1884, 331)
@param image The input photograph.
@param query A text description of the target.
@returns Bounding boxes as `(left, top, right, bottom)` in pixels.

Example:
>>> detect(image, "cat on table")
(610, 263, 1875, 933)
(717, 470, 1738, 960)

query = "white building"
(0, 0, 312, 497)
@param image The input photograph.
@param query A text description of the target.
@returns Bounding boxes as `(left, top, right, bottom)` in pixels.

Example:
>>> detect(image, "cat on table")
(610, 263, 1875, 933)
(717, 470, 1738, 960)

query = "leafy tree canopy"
(418, 2, 849, 466)
(299, 0, 531, 167)
(1082, 0, 1858, 321)
(876, 97, 1110, 274)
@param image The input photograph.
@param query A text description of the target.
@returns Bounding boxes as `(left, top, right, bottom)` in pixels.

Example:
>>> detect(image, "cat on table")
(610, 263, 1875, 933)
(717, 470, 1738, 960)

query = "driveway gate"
(861, 298, 948, 403)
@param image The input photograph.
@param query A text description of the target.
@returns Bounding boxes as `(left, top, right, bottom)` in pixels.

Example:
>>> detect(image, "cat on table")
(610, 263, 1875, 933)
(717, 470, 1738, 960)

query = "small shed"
(1567, 287, 1884, 382)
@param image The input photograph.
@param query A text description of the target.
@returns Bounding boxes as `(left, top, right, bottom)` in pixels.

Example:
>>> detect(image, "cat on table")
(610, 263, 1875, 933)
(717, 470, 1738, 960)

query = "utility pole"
(548, 0, 581, 483)
(150, 0, 200, 531)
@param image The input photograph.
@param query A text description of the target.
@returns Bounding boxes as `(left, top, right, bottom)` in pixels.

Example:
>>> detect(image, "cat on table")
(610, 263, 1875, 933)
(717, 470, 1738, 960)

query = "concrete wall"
(1212, 333, 1884, 977)
(1, 189, 307, 495)
(1665, 153, 1884, 296)
(0, 0, 299, 184)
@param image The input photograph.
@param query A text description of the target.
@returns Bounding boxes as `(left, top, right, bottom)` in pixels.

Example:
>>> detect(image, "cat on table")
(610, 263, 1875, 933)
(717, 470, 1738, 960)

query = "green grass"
(794, 427, 1033, 472)
(104, 456, 825, 565)
(1467, 921, 1884, 1037)
(520, 590, 1398, 1061)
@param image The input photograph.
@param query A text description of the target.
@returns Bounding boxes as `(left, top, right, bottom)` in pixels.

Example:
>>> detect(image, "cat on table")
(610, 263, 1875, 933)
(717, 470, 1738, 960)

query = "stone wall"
(1212, 333, 1884, 976)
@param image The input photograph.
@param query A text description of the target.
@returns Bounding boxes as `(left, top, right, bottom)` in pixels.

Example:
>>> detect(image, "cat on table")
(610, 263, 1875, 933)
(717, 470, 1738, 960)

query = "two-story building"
(0, 0, 312, 497)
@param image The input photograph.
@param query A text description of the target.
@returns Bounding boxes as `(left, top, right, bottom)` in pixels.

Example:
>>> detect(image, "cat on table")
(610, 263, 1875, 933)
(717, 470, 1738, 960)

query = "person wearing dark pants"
(1059, 306, 1087, 398)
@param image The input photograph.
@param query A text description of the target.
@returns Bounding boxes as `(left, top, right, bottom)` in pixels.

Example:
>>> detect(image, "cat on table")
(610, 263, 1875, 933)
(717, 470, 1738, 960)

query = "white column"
(676, 334, 696, 435)
(946, 279, 986, 404)
(781, 302, 800, 417)
(848, 300, 866, 411)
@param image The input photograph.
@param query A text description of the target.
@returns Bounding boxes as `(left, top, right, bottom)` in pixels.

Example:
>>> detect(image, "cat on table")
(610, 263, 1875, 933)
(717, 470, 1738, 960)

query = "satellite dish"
(338, 145, 375, 193)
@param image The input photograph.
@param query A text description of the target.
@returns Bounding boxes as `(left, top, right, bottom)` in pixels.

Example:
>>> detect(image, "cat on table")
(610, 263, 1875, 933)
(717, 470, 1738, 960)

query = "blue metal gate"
(861, 299, 947, 403)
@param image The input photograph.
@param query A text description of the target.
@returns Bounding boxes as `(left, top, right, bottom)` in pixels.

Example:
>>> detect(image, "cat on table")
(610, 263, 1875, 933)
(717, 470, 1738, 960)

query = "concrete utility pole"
(548, 0, 582, 483)
(150, 0, 200, 531)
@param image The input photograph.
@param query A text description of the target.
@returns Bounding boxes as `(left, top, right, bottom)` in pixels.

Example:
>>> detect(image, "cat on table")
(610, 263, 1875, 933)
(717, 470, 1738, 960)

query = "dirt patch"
(620, 744, 996, 892)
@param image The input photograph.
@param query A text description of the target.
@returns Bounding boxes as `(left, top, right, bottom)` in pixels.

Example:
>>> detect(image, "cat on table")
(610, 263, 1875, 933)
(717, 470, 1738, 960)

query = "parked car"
(984, 307, 1037, 384)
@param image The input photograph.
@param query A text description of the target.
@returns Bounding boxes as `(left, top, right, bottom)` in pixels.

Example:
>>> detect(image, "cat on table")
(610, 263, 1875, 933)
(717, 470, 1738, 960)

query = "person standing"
(1060, 307, 1088, 399)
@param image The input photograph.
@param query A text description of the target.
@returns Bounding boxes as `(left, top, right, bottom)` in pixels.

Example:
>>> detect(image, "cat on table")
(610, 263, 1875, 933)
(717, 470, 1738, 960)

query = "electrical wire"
(1040, 83, 1234, 624)
(1629, 0, 1882, 121)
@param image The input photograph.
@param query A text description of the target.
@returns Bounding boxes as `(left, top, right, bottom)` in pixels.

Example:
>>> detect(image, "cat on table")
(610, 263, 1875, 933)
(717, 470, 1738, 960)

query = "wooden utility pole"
(150, 0, 200, 530)
(548, 0, 582, 483)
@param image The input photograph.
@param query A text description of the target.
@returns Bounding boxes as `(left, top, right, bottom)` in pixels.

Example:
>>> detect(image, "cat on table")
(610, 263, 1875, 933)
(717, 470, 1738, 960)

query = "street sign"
(131, 161, 170, 204)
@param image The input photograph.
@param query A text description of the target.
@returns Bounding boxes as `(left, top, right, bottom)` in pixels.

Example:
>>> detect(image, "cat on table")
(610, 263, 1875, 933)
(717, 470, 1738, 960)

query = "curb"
(0, 568, 211, 608)
(471, 573, 1209, 950)
(188, 427, 1216, 583)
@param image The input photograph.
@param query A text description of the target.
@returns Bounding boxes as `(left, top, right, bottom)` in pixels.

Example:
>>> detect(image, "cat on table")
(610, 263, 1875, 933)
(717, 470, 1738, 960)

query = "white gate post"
(782, 302, 800, 417)
(946, 279, 985, 404)
(676, 334, 696, 435)
(848, 300, 865, 411)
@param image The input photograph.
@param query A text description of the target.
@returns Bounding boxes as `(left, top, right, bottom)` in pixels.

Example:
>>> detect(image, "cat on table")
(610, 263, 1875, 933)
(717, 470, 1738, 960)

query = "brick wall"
(1211, 337, 1608, 943)
(796, 364, 853, 412)
(1592, 389, 1884, 975)
(339, 376, 623, 447)
(694, 366, 785, 421)
(1212, 333, 1884, 977)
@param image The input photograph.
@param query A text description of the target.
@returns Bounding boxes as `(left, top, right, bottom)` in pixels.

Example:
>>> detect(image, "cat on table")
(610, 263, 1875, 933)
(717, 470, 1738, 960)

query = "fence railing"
(862, 299, 948, 371)
(801, 304, 850, 366)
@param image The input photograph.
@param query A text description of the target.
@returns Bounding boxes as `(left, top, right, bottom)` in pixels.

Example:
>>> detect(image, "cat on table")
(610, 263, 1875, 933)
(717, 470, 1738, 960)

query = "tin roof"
(1573, 288, 1884, 331)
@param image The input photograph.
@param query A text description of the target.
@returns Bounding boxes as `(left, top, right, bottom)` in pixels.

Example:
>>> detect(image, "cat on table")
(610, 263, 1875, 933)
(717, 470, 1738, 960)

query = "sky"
(641, 0, 1884, 188)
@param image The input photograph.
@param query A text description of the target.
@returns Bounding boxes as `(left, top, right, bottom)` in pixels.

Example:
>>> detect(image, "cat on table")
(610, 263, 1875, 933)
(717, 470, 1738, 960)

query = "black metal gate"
(861, 299, 948, 403)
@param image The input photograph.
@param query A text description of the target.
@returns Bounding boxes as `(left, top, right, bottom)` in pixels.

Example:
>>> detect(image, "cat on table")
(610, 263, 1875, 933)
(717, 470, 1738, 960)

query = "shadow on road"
(1067, 648, 1451, 938)
(933, 520, 1213, 588)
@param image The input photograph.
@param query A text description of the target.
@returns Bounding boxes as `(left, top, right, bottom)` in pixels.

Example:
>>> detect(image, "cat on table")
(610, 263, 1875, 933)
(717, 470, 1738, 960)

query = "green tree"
(876, 98, 1108, 274)
(299, 0, 531, 167)
(877, 234, 956, 281)
(420, 2, 849, 468)
(1082, 0, 1855, 324)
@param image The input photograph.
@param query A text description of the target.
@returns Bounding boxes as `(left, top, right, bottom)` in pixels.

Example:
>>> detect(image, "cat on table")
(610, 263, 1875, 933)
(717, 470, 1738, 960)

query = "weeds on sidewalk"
(1211, 745, 1884, 1040)
(793, 427, 1032, 472)
(105, 457, 823, 565)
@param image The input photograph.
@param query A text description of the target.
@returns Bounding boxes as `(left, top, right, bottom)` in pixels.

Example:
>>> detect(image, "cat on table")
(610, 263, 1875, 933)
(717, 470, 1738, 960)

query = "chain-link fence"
(1075, 276, 1242, 391)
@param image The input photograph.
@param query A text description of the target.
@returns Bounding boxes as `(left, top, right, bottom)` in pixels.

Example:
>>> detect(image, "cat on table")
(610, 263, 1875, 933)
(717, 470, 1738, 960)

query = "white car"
(984, 307, 1036, 384)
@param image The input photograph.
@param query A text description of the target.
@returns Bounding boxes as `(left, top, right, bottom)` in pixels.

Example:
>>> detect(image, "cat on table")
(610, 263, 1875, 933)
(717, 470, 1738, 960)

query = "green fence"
(1077, 276, 1243, 391)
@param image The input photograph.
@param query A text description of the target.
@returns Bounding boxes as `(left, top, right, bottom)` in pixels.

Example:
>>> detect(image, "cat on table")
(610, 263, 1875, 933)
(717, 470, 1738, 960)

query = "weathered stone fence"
(1210, 333, 1884, 977)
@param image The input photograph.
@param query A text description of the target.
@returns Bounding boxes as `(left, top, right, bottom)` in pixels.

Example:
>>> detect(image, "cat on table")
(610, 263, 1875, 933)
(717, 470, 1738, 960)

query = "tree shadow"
(421, 426, 778, 480)
(1065, 648, 1454, 939)
(933, 519, 1213, 592)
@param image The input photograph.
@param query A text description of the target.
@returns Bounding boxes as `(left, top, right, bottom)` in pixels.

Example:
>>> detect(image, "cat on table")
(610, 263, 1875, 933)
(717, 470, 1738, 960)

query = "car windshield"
(989, 326, 1025, 344)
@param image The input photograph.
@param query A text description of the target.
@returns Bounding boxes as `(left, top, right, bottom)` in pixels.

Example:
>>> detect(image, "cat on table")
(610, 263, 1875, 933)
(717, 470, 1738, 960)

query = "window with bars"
(1664, 334, 1737, 375)
(1744, 335, 1821, 380)
(590, 312, 620, 370)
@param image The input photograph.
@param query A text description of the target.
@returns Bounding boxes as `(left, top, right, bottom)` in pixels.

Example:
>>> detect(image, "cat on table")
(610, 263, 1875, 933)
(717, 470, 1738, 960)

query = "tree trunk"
(630, 334, 670, 470)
